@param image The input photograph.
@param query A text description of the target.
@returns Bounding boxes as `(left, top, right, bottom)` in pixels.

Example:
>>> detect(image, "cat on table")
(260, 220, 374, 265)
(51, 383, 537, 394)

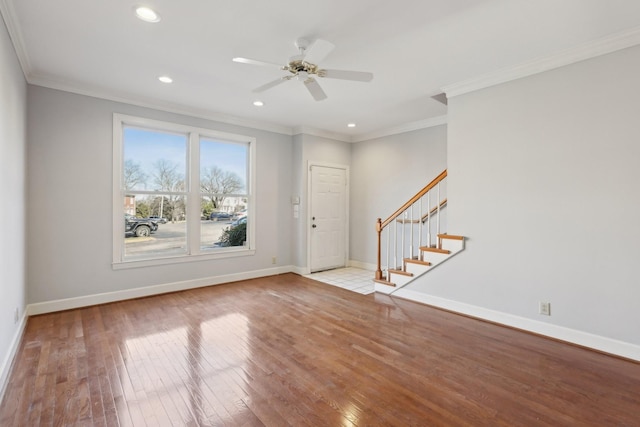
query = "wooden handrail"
(379, 169, 447, 229)
(396, 199, 447, 224)
(375, 169, 447, 281)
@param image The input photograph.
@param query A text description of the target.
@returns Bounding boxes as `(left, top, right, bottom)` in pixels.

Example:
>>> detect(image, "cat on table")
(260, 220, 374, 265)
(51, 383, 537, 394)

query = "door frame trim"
(306, 161, 350, 274)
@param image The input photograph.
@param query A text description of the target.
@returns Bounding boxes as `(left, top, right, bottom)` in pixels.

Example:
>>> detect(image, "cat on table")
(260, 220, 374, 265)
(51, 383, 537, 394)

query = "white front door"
(310, 165, 347, 272)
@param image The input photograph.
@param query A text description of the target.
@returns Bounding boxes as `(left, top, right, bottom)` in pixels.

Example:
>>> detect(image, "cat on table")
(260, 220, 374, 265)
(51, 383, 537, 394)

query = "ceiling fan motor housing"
(234, 37, 372, 101)
(287, 60, 319, 76)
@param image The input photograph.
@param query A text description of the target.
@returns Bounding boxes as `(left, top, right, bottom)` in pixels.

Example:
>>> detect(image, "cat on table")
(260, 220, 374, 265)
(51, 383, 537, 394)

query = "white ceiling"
(3, 0, 640, 140)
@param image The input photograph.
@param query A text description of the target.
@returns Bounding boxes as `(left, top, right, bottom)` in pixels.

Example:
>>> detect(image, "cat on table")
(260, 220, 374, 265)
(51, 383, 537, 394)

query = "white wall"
(0, 14, 27, 393)
(26, 86, 293, 305)
(406, 45, 640, 353)
(350, 127, 447, 267)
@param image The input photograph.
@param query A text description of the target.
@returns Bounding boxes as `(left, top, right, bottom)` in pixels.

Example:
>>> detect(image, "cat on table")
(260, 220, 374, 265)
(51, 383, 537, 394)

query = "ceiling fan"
(233, 38, 373, 101)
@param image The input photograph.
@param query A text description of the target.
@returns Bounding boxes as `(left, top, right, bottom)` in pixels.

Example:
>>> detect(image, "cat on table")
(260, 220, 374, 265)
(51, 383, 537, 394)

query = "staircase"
(373, 170, 465, 294)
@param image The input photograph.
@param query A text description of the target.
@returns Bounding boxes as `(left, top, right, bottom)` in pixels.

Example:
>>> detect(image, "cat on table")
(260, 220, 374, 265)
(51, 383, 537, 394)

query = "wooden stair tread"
(388, 269, 413, 277)
(438, 233, 465, 240)
(420, 246, 451, 254)
(373, 278, 396, 287)
(404, 258, 431, 266)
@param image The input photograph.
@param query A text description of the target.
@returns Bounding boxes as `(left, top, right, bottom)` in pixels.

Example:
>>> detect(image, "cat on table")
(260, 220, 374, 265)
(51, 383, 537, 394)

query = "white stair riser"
(388, 272, 414, 287)
(405, 262, 432, 276)
(440, 237, 465, 252)
(420, 252, 450, 266)
(375, 282, 395, 294)
(375, 237, 465, 295)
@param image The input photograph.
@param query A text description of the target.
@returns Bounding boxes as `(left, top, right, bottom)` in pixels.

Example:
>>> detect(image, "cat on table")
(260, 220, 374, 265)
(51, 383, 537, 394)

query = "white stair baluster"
(409, 205, 414, 259)
(436, 183, 441, 243)
(427, 192, 431, 248)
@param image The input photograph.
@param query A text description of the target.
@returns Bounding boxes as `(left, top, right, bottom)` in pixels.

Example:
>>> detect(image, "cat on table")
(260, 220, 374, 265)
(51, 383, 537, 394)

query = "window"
(113, 114, 255, 267)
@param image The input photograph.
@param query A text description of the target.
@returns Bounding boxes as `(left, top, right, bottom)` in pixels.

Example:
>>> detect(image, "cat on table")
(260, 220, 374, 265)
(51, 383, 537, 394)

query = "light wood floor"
(1, 273, 639, 426)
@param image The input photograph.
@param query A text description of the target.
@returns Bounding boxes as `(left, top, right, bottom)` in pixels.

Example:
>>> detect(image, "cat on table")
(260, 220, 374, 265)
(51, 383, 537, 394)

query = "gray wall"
(26, 86, 293, 303)
(408, 45, 640, 346)
(0, 15, 27, 390)
(350, 127, 448, 266)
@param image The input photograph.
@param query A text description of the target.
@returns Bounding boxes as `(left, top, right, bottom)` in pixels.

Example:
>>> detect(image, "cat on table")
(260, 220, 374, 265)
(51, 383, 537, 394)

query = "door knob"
(312, 224, 317, 228)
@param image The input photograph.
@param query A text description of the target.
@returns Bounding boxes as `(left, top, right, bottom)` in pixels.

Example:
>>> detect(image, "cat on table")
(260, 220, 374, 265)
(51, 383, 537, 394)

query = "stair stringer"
(374, 236, 465, 295)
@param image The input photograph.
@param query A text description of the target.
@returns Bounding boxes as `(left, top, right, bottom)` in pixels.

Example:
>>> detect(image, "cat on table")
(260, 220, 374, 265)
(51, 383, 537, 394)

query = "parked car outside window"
(148, 216, 167, 224)
(225, 216, 247, 230)
(210, 212, 232, 221)
(124, 214, 158, 237)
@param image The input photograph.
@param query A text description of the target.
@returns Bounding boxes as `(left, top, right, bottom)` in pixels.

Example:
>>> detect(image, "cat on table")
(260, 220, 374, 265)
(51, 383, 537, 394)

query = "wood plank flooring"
(1, 273, 639, 426)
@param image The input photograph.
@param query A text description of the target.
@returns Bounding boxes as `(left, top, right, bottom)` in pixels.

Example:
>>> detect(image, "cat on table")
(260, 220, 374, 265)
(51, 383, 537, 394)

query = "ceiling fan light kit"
(233, 38, 373, 101)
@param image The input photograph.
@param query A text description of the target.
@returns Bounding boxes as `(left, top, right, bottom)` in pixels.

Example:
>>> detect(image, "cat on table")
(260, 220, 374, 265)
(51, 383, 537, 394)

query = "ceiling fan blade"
(253, 76, 292, 93)
(319, 69, 374, 82)
(233, 57, 283, 69)
(302, 39, 335, 65)
(303, 77, 327, 101)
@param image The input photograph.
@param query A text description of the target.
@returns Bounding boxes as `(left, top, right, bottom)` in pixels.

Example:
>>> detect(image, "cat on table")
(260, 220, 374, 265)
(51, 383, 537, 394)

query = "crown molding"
(0, 0, 31, 76)
(33, 69, 441, 143)
(291, 126, 351, 142)
(351, 115, 448, 142)
(1, 0, 292, 136)
(443, 26, 640, 98)
(2, 0, 437, 143)
(28, 73, 294, 136)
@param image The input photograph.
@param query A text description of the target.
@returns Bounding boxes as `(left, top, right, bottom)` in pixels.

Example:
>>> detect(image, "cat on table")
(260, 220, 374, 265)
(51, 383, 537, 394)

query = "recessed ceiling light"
(158, 76, 173, 83)
(135, 6, 161, 23)
(253, 101, 264, 107)
(347, 123, 356, 128)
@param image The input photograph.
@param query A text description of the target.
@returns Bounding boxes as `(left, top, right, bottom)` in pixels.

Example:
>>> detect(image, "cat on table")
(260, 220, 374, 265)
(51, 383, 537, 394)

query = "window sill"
(112, 248, 256, 270)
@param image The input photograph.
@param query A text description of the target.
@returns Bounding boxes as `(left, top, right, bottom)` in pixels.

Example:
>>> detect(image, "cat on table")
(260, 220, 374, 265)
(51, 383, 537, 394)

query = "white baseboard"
(348, 260, 376, 271)
(27, 265, 294, 316)
(291, 265, 310, 276)
(394, 289, 640, 362)
(0, 312, 27, 401)
(294, 261, 375, 276)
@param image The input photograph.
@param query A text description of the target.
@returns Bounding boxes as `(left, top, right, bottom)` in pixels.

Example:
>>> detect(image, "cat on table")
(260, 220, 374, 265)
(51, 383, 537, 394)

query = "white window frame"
(112, 113, 256, 269)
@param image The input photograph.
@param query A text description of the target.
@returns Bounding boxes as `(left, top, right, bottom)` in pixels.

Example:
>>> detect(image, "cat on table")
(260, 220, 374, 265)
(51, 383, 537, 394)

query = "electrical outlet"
(539, 302, 551, 316)
(272, 256, 277, 264)
(14, 307, 19, 324)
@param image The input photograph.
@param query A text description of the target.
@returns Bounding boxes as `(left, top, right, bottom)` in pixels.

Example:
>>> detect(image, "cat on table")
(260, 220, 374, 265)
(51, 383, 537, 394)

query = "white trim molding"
(393, 289, 640, 362)
(0, 0, 31, 77)
(443, 26, 640, 98)
(292, 126, 352, 143)
(0, 311, 27, 401)
(351, 115, 448, 143)
(27, 266, 294, 316)
(348, 259, 376, 271)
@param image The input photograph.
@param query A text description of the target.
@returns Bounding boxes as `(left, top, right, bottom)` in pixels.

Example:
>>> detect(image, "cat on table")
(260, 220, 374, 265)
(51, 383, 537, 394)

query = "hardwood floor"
(1, 273, 639, 426)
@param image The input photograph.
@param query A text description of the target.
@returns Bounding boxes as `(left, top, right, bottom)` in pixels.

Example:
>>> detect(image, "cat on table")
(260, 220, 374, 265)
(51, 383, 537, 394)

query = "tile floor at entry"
(305, 267, 375, 295)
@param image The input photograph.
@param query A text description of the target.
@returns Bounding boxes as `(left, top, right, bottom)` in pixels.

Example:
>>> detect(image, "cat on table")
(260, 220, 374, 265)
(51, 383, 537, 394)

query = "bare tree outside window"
(152, 159, 185, 222)
(116, 116, 252, 262)
(123, 159, 147, 191)
(200, 165, 243, 210)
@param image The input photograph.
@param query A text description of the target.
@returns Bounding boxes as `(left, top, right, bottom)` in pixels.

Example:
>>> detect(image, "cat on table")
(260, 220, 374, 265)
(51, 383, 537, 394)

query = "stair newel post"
(375, 218, 383, 280)
(419, 196, 423, 260)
